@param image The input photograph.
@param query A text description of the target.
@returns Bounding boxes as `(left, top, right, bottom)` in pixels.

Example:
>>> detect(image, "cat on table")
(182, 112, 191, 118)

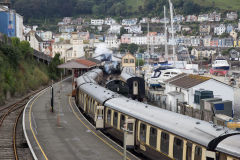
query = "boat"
(147, 67, 182, 88)
(212, 58, 230, 70)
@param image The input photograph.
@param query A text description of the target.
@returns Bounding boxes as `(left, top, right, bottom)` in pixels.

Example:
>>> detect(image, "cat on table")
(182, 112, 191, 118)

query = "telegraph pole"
(164, 6, 168, 61)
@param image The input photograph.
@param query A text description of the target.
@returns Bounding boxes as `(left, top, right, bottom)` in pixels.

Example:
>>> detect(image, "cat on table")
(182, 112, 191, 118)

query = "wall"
(191, 79, 234, 107)
(16, 13, 23, 40)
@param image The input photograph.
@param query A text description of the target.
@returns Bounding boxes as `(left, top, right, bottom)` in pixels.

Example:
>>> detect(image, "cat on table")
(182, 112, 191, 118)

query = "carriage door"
(125, 119, 136, 147)
(206, 150, 216, 160)
(133, 81, 138, 95)
(95, 106, 104, 129)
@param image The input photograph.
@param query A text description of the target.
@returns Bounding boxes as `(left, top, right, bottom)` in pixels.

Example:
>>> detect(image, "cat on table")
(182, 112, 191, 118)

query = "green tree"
(48, 53, 63, 80)
(127, 43, 139, 54)
(119, 43, 128, 53)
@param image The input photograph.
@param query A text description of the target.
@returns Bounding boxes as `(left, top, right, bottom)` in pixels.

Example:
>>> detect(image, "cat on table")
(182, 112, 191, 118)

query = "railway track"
(0, 88, 46, 160)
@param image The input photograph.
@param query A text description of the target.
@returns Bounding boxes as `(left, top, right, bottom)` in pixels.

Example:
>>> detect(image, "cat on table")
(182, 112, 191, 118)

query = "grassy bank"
(0, 37, 61, 105)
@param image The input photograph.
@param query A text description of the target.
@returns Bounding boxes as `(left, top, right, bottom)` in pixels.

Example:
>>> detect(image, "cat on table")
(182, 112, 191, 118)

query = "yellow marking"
(29, 89, 49, 160)
(68, 96, 131, 160)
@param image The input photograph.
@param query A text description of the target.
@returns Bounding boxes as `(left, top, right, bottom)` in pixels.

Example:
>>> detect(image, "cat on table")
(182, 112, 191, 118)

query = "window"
(140, 123, 146, 143)
(149, 127, 157, 148)
(173, 137, 183, 160)
(113, 112, 118, 128)
(160, 132, 169, 155)
(107, 109, 111, 124)
(124, 59, 128, 63)
(194, 146, 202, 160)
(120, 114, 125, 129)
(130, 59, 134, 63)
(186, 142, 192, 160)
(128, 123, 133, 133)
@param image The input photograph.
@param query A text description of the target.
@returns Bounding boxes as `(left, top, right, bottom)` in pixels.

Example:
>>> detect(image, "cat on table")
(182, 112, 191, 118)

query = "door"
(125, 119, 135, 147)
(133, 81, 138, 95)
(95, 106, 104, 129)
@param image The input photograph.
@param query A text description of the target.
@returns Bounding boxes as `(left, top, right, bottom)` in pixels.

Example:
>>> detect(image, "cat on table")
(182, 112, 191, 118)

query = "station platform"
(23, 78, 139, 160)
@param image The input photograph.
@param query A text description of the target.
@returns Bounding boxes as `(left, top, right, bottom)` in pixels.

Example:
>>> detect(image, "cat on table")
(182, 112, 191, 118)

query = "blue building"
(0, 10, 16, 37)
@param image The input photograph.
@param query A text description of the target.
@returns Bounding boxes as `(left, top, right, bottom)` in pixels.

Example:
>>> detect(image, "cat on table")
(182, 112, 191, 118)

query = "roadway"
(23, 78, 140, 160)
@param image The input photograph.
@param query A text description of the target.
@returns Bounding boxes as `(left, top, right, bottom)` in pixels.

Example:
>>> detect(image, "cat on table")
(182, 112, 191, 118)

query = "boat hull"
(212, 66, 230, 70)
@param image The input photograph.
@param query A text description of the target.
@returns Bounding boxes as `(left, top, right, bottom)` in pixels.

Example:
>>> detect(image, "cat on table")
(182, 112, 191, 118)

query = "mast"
(147, 21, 150, 64)
(169, 0, 176, 61)
(164, 6, 168, 61)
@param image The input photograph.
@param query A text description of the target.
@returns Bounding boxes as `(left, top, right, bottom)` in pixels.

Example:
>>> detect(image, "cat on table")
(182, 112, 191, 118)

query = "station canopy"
(58, 59, 97, 69)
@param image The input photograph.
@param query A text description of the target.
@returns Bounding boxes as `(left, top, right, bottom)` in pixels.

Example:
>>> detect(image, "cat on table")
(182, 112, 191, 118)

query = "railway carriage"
(76, 69, 240, 160)
(120, 67, 145, 101)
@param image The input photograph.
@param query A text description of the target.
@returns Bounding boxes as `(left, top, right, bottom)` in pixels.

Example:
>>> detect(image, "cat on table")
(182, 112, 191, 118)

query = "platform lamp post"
(51, 80, 54, 112)
(123, 123, 127, 160)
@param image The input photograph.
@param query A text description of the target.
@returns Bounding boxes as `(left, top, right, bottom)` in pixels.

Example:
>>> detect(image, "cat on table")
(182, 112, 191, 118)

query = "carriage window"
(113, 112, 118, 128)
(120, 114, 125, 129)
(149, 127, 157, 148)
(173, 137, 183, 160)
(186, 142, 192, 160)
(134, 81, 138, 87)
(160, 132, 169, 155)
(194, 146, 202, 160)
(140, 123, 146, 143)
(107, 109, 111, 124)
(128, 123, 133, 132)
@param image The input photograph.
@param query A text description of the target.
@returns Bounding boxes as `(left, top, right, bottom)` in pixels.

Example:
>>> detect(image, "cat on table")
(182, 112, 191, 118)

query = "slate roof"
(164, 73, 187, 83)
(168, 74, 211, 89)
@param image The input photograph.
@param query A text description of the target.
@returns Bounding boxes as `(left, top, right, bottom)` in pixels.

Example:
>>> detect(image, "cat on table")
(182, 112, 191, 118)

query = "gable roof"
(168, 74, 211, 89)
(164, 73, 187, 83)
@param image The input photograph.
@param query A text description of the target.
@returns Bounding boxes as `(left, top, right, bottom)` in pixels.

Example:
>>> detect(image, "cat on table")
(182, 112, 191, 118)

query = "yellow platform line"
(68, 96, 131, 160)
(29, 89, 49, 160)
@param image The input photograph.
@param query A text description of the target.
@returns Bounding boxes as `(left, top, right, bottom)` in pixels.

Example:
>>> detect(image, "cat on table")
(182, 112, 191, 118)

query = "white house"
(130, 35, 147, 45)
(52, 41, 72, 59)
(226, 12, 238, 21)
(37, 31, 53, 41)
(238, 20, 240, 31)
(198, 14, 209, 22)
(91, 19, 104, 26)
(25, 30, 44, 52)
(122, 18, 137, 26)
(165, 74, 235, 111)
(105, 35, 120, 48)
(214, 24, 226, 36)
(124, 25, 142, 34)
(71, 32, 85, 59)
(104, 18, 116, 25)
(108, 24, 122, 34)
(140, 17, 150, 24)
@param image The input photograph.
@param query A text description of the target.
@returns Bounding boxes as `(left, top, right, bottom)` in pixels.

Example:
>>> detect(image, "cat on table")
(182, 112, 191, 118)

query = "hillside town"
(1, 4, 240, 63)
(1, 0, 240, 159)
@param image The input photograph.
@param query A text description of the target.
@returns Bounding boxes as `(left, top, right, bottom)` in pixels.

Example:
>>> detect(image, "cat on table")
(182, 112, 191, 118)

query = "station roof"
(58, 59, 96, 69)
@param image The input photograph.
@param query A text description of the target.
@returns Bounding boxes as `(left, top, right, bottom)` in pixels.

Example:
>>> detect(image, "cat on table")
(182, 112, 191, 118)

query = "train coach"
(75, 69, 240, 160)
(120, 67, 145, 101)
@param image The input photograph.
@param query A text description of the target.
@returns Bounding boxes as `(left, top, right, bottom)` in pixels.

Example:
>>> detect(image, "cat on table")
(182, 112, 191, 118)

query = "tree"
(127, 43, 139, 54)
(119, 43, 128, 53)
(48, 53, 63, 80)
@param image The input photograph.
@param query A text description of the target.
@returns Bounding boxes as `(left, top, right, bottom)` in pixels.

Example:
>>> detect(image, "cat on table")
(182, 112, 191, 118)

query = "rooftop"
(58, 59, 96, 69)
(168, 74, 211, 89)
